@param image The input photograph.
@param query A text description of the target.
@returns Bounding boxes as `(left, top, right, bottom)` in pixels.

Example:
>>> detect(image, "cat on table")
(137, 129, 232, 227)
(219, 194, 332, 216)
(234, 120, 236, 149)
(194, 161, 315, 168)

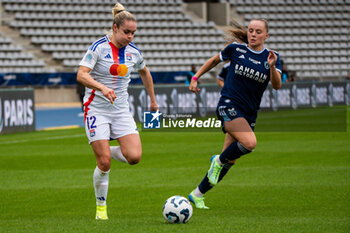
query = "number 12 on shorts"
(86, 116, 97, 130)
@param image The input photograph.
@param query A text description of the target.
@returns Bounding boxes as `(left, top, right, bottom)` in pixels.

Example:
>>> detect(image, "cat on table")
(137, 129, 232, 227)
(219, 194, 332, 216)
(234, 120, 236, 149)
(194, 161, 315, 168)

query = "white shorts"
(84, 109, 139, 144)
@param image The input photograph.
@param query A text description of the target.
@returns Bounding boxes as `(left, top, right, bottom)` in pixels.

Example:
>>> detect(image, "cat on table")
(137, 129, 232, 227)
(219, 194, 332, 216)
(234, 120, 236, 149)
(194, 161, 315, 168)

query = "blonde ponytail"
(112, 2, 136, 28)
(112, 3, 125, 18)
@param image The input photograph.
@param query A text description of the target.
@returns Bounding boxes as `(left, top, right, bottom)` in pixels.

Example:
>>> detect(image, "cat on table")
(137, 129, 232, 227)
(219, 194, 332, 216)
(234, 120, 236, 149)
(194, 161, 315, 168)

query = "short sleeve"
(217, 66, 227, 80)
(79, 46, 99, 70)
(275, 53, 282, 74)
(220, 43, 236, 62)
(134, 53, 146, 71)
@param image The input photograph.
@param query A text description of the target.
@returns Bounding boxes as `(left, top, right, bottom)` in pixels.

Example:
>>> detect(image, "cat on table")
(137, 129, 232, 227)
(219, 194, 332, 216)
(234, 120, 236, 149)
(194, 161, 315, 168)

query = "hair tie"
(116, 9, 124, 14)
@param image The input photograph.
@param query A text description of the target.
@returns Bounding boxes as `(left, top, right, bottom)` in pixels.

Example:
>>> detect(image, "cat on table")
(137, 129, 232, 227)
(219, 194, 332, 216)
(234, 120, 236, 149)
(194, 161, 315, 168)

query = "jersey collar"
(245, 44, 267, 54)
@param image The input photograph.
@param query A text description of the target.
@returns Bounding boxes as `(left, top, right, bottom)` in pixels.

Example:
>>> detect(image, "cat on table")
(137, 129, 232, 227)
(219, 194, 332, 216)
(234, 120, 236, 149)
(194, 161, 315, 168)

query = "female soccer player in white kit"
(77, 3, 158, 220)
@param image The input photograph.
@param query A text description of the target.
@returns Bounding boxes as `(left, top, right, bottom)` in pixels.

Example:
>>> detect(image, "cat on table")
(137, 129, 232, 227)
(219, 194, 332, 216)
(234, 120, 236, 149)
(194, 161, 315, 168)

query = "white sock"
(93, 166, 109, 206)
(193, 187, 204, 198)
(216, 155, 223, 166)
(110, 146, 128, 163)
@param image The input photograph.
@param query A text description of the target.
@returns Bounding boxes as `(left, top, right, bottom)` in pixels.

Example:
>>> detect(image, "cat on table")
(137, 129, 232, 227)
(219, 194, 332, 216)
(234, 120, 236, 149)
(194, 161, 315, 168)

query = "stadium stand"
(0, 31, 53, 73)
(0, 0, 349, 81)
(1, 0, 225, 75)
(220, 0, 350, 80)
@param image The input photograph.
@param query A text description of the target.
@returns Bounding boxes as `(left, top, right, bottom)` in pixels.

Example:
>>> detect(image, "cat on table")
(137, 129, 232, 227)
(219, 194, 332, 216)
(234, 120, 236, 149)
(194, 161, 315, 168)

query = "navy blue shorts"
(216, 97, 257, 133)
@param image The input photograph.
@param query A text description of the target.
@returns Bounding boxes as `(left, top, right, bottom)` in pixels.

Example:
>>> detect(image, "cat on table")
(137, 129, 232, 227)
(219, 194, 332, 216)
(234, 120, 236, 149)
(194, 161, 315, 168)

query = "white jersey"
(79, 35, 145, 113)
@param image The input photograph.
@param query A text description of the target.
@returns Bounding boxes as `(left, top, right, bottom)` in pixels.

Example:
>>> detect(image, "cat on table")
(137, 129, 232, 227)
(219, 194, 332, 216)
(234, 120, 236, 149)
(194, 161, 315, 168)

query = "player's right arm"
(77, 66, 116, 103)
(194, 53, 221, 80)
(189, 53, 221, 94)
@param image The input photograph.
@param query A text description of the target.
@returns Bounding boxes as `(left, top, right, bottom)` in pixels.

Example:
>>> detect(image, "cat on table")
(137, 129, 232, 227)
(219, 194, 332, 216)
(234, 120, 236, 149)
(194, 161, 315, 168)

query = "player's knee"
(98, 157, 111, 171)
(126, 151, 142, 165)
(127, 155, 141, 165)
(240, 138, 257, 151)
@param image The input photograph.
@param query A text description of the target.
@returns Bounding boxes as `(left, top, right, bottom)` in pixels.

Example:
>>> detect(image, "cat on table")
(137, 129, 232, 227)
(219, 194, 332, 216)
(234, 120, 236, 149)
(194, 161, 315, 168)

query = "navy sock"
(198, 163, 234, 194)
(197, 141, 251, 195)
(218, 163, 233, 182)
(219, 141, 252, 164)
(198, 173, 212, 194)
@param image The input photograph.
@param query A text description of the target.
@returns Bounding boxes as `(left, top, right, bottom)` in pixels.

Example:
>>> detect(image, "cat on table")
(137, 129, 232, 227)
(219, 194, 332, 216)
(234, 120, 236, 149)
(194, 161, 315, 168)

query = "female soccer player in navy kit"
(77, 3, 158, 219)
(188, 19, 282, 209)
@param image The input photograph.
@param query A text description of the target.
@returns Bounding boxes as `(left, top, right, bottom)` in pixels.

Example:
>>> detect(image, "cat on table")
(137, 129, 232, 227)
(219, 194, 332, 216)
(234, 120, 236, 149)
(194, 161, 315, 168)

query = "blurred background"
(0, 0, 349, 131)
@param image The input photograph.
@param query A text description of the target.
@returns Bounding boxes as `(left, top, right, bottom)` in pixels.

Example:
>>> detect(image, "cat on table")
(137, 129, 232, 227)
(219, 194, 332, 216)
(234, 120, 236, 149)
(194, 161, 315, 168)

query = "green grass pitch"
(0, 106, 349, 233)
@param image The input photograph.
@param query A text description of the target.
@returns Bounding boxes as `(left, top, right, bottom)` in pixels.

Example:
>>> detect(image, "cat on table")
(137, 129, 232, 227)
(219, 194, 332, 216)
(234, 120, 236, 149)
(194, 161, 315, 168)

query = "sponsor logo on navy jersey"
(236, 47, 247, 53)
(249, 57, 261, 64)
(235, 64, 268, 83)
(239, 55, 245, 59)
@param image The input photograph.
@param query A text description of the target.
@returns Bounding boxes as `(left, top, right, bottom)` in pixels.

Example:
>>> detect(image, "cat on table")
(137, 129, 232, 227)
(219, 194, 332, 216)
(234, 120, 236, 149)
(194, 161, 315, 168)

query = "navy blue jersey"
(220, 42, 282, 116)
(217, 62, 230, 81)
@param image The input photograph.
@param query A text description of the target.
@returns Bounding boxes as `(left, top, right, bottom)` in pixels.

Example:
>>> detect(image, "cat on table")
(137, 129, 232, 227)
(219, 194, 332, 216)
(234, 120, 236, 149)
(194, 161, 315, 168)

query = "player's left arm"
(268, 51, 282, 90)
(138, 66, 158, 111)
(217, 78, 224, 88)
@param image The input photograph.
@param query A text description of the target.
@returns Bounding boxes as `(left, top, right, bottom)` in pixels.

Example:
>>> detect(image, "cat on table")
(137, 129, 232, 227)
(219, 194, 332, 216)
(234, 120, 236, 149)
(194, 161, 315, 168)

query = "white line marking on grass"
(0, 134, 84, 145)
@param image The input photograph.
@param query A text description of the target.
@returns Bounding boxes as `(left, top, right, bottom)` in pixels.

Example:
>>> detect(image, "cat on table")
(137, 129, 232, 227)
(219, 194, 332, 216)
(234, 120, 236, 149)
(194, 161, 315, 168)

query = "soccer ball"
(162, 195, 193, 223)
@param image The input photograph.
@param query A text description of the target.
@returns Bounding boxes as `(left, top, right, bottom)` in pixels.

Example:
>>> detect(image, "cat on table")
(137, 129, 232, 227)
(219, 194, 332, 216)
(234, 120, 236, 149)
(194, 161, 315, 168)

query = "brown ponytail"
(225, 21, 248, 44)
(225, 19, 269, 45)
